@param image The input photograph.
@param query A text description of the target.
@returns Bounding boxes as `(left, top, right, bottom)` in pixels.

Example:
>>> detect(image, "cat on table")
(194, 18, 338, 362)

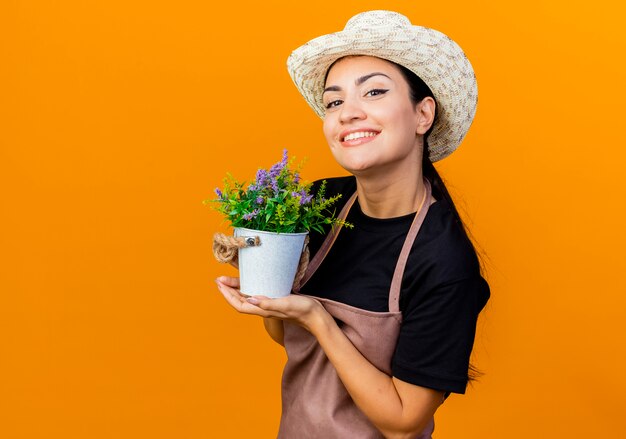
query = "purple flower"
(243, 209, 260, 221)
(293, 172, 300, 184)
(269, 149, 289, 178)
(291, 189, 313, 205)
(255, 169, 269, 186)
(271, 178, 279, 195)
(215, 188, 223, 199)
(269, 164, 282, 179)
(255, 196, 264, 204)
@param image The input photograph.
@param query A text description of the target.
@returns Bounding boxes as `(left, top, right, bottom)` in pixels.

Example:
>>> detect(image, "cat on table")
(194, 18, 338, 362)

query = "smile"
(341, 130, 380, 144)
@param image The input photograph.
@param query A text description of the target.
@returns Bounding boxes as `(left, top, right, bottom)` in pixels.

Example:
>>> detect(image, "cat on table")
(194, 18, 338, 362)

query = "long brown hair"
(395, 61, 487, 385)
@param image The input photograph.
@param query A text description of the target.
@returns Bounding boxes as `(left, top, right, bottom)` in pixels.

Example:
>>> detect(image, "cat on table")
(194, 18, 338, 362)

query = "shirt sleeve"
(391, 275, 490, 395)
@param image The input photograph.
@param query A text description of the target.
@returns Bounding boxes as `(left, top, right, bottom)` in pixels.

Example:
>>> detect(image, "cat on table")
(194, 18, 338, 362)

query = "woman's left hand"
(215, 276, 327, 333)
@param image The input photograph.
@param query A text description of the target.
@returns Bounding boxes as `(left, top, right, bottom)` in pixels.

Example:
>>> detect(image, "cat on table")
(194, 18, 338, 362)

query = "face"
(322, 56, 433, 177)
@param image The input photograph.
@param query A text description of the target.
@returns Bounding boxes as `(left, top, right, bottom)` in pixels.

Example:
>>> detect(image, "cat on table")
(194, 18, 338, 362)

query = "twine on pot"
(212, 233, 257, 264)
(212, 232, 310, 291)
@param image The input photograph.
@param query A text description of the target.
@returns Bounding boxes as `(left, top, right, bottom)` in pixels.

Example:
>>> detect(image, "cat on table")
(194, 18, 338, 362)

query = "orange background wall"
(2, 1, 625, 437)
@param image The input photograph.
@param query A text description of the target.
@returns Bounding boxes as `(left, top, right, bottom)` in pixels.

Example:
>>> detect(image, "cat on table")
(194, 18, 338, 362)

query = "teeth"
(344, 131, 378, 141)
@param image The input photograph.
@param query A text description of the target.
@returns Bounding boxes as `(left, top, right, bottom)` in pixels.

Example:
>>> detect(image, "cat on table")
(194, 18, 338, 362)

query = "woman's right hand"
(215, 276, 328, 335)
(215, 276, 284, 345)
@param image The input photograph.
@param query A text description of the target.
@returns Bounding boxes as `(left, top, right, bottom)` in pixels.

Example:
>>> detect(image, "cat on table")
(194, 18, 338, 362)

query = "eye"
(325, 99, 343, 109)
(365, 88, 389, 97)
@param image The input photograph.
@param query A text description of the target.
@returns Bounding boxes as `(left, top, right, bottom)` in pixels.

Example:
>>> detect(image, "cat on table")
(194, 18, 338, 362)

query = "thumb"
(216, 276, 240, 288)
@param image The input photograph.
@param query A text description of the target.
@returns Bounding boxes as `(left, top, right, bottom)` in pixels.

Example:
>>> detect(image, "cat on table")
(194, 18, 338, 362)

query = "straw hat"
(286, 10, 477, 162)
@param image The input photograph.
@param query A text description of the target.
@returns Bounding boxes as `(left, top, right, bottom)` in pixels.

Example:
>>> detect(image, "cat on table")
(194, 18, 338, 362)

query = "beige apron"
(278, 179, 438, 439)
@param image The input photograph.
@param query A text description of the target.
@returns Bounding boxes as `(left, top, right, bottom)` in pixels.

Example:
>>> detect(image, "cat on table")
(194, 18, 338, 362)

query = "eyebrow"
(323, 72, 391, 94)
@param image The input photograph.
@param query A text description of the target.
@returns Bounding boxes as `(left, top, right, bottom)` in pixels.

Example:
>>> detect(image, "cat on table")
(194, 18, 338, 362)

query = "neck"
(354, 162, 426, 219)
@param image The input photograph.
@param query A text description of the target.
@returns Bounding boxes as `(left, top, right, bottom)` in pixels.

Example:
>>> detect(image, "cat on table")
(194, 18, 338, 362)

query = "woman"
(216, 10, 490, 439)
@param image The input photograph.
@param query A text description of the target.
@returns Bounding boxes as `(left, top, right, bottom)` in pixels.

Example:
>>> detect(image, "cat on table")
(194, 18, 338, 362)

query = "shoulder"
(399, 196, 490, 318)
(411, 198, 482, 285)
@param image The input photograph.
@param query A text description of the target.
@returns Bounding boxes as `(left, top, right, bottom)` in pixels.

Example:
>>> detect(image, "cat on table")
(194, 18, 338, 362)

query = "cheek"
(322, 117, 335, 143)
(383, 110, 419, 151)
(394, 107, 419, 138)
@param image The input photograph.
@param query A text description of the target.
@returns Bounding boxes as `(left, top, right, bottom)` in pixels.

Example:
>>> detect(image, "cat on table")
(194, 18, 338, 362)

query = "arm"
(216, 276, 444, 438)
(308, 307, 444, 439)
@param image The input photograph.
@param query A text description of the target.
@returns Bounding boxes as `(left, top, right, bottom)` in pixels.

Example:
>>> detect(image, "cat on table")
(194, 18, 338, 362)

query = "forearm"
(216, 279, 437, 437)
(263, 317, 284, 346)
(310, 311, 433, 438)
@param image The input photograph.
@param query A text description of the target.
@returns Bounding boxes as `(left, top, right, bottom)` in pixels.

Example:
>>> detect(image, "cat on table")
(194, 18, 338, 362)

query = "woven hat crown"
(287, 10, 478, 162)
(344, 10, 412, 29)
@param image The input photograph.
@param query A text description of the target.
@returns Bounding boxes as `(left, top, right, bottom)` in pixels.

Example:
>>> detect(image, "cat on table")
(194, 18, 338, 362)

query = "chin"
(341, 162, 378, 177)
(333, 151, 377, 174)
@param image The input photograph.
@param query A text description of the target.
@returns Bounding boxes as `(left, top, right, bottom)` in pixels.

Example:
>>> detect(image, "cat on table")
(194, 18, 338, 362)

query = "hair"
(393, 61, 486, 385)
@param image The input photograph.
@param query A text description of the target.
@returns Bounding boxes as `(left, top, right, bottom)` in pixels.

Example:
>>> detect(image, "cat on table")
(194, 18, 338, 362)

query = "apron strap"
(388, 178, 432, 313)
(295, 178, 433, 308)
(294, 191, 358, 292)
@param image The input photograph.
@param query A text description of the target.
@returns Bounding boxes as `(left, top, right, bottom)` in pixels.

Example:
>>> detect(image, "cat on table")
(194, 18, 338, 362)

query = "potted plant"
(206, 149, 351, 298)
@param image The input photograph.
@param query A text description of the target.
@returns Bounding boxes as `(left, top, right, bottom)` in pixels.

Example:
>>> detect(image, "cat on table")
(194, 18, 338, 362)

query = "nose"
(338, 96, 366, 124)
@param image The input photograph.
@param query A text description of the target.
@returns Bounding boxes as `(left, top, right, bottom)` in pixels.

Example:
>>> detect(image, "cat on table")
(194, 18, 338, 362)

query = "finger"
(216, 276, 240, 288)
(247, 295, 272, 302)
(216, 276, 251, 299)
(246, 296, 289, 313)
(216, 281, 245, 310)
(246, 298, 289, 319)
(243, 295, 292, 318)
(217, 282, 282, 318)
(215, 278, 246, 304)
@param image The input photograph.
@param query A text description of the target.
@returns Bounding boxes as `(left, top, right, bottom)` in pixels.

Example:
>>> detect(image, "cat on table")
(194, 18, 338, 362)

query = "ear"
(415, 97, 436, 135)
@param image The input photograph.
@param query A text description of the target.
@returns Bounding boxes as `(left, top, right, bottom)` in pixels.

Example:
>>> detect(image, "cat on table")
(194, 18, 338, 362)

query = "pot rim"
(234, 227, 309, 237)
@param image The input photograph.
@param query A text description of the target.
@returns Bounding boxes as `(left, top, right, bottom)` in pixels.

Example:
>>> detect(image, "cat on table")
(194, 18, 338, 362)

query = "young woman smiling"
(216, 10, 490, 439)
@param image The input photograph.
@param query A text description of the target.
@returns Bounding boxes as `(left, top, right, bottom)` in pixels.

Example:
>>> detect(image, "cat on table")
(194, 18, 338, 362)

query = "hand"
(215, 276, 327, 333)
